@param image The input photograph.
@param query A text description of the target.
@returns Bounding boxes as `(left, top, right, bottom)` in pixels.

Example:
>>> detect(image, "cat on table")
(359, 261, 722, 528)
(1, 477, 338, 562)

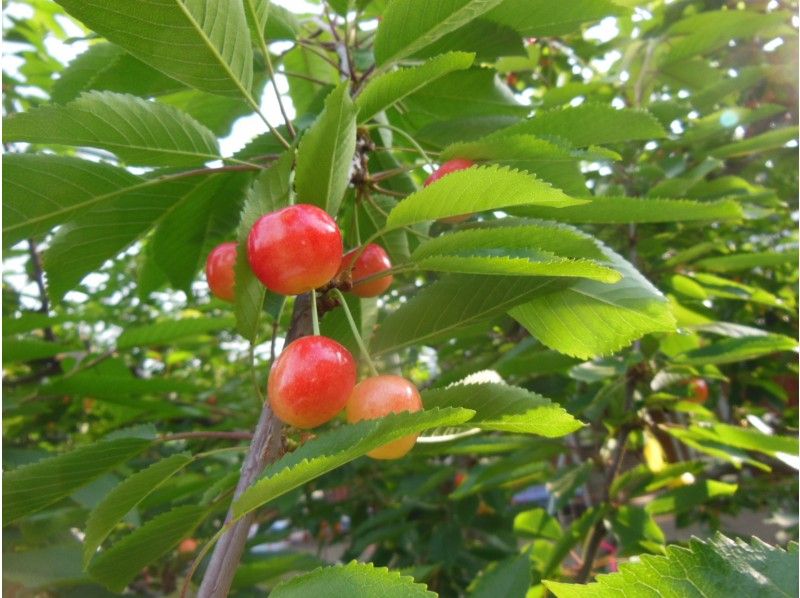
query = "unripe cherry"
(205, 242, 238, 302)
(269, 335, 356, 429)
(346, 375, 423, 459)
(340, 244, 393, 298)
(424, 158, 476, 223)
(248, 204, 343, 296)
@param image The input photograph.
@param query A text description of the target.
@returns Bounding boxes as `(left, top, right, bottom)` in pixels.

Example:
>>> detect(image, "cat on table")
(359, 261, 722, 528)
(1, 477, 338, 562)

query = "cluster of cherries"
(203, 159, 475, 459)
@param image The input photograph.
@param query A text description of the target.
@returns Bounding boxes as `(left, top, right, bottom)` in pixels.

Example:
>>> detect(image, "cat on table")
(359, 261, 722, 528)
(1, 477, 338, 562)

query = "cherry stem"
(311, 288, 320, 335)
(330, 288, 379, 377)
(365, 123, 435, 168)
(352, 263, 413, 287)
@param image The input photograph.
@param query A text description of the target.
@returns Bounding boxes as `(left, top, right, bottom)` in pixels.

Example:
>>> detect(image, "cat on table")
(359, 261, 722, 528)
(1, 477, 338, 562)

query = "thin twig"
(295, 39, 343, 72)
(281, 70, 330, 85)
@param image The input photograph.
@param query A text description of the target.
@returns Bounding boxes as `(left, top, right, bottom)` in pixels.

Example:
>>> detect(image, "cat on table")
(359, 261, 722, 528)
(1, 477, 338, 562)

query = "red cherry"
(506, 73, 519, 86)
(205, 242, 238, 302)
(340, 244, 393, 298)
(687, 378, 709, 403)
(424, 158, 475, 187)
(269, 336, 356, 429)
(424, 159, 476, 224)
(247, 204, 343, 296)
(346, 375, 423, 459)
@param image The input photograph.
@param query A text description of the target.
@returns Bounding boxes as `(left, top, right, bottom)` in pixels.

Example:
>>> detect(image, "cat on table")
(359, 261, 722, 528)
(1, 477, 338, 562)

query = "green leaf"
(42, 373, 199, 400)
(295, 84, 357, 216)
(50, 43, 184, 104)
(83, 453, 193, 567)
(710, 126, 799, 159)
(416, 115, 522, 147)
(3, 154, 139, 247)
(3, 437, 151, 524)
(412, 254, 619, 281)
(513, 508, 562, 540)
(468, 552, 531, 598)
(271, 561, 435, 597)
(646, 480, 738, 515)
(402, 68, 529, 121)
(676, 273, 789, 310)
(246, 0, 300, 43)
(157, 87, 256, 137)
(2, 338, 80, 364)
(486, 0, 627, 37)
(694, 251, 797, 272)
(441, 134, 589, 196)
(370, 275, 563, 356)
(55, 0, 254, 97)
(150, 171, 250, 291)
(387, 165, 584, 228)
(43, 172, 239, 300)
(233, 553, 326, 589)
(232, 408, 474, 519)
(117, 316, 235, 349)
(356, 52, 475, 123)
(88, 505, 208, 592)
(422, 383, 582, 436)
(3, 91, 220, 167)
(234, 153, 292, 341)
(674, 334, 797, 366)
(373, 0, 505, 66)
(410, 223, 619, 282)
(666, 424, 797, 472)
(2, 313, 71, 336)
(509, 245, 676, 359)
(517, 196, 743, 223)
(609, 505, 665, 556)
(545, 533, 797, 598)
(492, 104, 665, 147)
(543, 506, 604, 577)
(413, 19, 524, 62)
(3, 540, 87, 588)
(662, 10, 790, 65)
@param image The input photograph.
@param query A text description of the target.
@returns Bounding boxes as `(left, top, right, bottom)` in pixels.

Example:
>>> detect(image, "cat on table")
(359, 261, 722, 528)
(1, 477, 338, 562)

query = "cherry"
(340, 244, 393, 298)
(269, 335, 356, 429)
(178, 538, 198, 554)
(248, 204, 343, 296)
(687, 378, 709, 403)
(205, 242, 238, 302)
(424, 158, 475, 188)
(424, 158, 476, 223)
(346, 375, 423, 459)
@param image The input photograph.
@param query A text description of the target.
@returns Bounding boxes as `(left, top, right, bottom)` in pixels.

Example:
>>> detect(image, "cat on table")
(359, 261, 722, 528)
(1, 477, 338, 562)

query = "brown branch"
(576, 361, 640, 583)
(195, 294, 313, 597)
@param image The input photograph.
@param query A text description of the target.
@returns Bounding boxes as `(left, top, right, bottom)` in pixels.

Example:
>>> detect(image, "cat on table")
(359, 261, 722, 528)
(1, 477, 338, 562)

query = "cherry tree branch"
(196, 294, 313, 597)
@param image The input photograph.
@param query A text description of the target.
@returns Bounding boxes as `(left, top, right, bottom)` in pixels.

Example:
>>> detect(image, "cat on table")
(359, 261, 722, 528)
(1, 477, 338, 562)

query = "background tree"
(2, 0, 798, 596)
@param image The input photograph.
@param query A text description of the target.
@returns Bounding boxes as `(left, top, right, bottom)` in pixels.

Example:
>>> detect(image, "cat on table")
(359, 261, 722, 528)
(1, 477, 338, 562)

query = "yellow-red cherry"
(687, 378, 709, 403)
(340, 244, 393, 298)
(424, 158, 476, 223)
(205, 242, 238, 302)
(346, 375, 423, 459)
(268, 335, 356, 429)
(247, 204, 343, 296)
